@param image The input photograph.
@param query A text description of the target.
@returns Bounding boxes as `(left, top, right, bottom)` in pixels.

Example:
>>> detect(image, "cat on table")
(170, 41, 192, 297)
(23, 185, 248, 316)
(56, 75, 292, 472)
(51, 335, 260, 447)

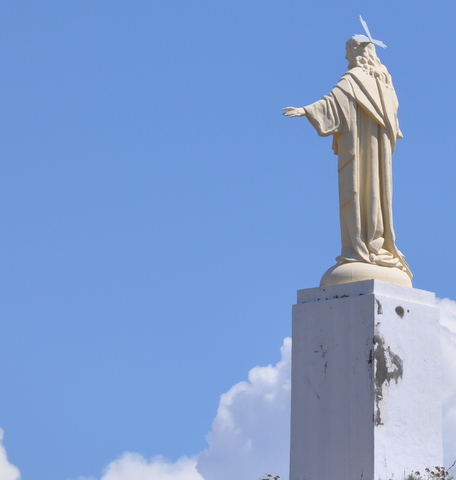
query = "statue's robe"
(304, 66, 411, 278)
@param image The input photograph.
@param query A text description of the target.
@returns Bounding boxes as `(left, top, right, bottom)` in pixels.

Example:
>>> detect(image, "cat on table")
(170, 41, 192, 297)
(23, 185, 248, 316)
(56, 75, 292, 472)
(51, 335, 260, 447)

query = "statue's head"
(345, 38, 377, 69)
(345, 37, 391, 85)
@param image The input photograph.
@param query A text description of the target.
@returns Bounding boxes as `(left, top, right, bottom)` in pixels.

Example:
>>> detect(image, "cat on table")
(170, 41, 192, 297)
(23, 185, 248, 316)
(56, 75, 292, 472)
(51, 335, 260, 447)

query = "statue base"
(290, 280, 441, 480)
(320, 262, 412, 288)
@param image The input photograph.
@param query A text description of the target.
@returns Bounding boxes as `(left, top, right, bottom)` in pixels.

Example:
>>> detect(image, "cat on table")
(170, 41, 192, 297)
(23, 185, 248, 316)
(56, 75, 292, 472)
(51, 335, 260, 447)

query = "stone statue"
(283, 34, 412, 287)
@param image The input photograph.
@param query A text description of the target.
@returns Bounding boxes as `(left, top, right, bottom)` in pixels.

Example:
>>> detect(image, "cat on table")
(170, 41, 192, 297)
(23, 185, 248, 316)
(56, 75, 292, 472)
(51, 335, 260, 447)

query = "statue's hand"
(282, 107, 306, 118)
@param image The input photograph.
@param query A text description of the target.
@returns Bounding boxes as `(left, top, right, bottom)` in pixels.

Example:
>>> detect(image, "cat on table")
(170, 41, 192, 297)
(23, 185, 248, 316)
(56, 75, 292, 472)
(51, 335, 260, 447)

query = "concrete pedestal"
(290, 280, 442, 480)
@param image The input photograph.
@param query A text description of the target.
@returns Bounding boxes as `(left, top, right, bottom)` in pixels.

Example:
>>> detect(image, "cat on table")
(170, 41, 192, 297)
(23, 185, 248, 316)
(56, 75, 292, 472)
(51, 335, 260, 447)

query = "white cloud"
(436, 297, 456, 466)
(69, 337, 292, 480)
(195, 337, 291, 480)
(73, 455, 202, 480)
(99, 454, 202, 480)
(0, 430, 20, 480)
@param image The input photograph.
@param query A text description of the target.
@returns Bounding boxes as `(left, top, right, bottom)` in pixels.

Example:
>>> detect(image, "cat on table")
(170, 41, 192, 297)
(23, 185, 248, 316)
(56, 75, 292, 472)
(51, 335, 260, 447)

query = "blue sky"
(0, 2, 455, 479)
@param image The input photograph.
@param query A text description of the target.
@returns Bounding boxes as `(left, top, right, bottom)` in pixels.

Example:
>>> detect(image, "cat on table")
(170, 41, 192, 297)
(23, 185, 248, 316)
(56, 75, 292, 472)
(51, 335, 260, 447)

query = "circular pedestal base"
(320, 262, 412, 288)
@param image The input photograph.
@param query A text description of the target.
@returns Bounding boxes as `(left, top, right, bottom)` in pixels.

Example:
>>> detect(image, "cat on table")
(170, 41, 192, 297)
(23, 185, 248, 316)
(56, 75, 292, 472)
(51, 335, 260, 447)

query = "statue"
(283, 21, 412, 287)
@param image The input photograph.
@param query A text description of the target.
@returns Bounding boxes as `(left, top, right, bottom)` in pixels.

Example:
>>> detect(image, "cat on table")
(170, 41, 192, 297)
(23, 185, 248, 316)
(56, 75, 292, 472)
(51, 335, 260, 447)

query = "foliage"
(258, 463, 456, 480)
(406, 463, 455, 480)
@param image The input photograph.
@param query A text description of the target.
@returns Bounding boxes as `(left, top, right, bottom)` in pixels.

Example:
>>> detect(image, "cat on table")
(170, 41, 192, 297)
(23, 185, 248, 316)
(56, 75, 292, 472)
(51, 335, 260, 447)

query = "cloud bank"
(3, 300, 456, 480)
(71, 338, 291, 480)
(83, 454, 202, 480)
(436, 298, 456, 465)
(195, 338, 291, 480)
(0, 430, 20, 480)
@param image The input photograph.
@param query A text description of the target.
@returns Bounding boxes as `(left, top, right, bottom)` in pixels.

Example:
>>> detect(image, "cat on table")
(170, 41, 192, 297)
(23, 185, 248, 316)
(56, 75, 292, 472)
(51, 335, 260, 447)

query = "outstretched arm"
(282, 107, 306, 117)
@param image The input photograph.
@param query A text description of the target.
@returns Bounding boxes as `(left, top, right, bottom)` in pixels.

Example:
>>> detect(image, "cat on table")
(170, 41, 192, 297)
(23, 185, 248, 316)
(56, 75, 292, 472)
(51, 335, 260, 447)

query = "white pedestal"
(290, 280, 442, 480)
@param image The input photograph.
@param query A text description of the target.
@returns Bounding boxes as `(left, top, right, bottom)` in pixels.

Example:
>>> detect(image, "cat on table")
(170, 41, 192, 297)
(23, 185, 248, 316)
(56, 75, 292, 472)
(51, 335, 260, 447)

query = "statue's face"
(345, 46, 356, 69)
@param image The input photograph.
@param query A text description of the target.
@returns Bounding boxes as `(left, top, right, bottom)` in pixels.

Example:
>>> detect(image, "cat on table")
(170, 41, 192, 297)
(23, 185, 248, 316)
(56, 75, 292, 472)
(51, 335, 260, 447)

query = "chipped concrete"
(373, 333, 403, 426)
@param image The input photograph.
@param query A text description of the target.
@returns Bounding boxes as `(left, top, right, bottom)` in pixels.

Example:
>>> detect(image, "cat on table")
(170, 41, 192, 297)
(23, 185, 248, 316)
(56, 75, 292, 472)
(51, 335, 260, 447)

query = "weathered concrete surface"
(290, 280, 442, 480)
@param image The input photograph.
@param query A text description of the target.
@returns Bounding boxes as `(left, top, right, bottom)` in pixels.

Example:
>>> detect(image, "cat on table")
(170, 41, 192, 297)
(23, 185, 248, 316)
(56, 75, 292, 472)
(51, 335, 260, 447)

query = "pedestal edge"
(296, 279, 435, 306)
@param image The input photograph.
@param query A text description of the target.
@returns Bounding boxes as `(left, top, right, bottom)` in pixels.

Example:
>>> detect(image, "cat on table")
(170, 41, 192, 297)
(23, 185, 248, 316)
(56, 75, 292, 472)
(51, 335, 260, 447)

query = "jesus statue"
(283, 35, 412, 287)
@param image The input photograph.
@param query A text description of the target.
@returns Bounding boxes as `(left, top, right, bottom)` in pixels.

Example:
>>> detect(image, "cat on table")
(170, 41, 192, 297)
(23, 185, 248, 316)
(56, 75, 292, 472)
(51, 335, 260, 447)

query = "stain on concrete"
(306, 378, 320, 400)
(375, 299, 383, 315)
(373, 334, 403, 426)
(395, 306, 405, 318)
(367, 349, 373, 366)
(314, 345, 328, 375)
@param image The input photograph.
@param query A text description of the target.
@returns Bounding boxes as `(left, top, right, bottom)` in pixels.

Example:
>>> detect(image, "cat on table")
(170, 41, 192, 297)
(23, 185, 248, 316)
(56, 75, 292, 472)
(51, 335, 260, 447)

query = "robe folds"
(304, 66, 411, 279)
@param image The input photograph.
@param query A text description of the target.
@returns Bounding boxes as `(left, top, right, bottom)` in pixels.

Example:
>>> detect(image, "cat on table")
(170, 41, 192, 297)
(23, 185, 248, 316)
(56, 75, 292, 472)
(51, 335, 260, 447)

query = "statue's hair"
(346, 38, 392, 86)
